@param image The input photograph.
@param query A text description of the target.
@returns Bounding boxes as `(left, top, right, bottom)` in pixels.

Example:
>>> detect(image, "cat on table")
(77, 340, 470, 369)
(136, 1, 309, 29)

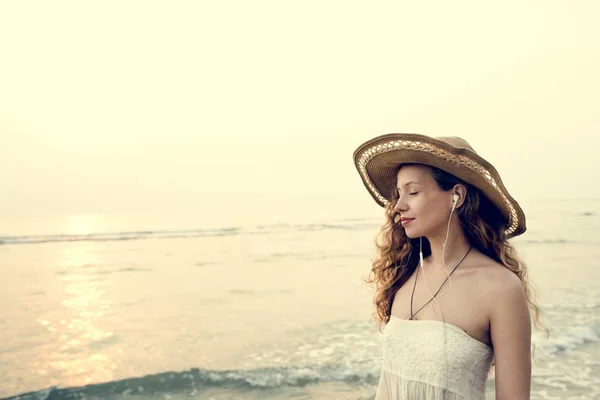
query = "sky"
(1, 1, 599, 235)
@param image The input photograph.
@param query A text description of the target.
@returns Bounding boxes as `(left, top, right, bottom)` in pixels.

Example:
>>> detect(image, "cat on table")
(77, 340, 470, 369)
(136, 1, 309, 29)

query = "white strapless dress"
(375, 316, 494, 400)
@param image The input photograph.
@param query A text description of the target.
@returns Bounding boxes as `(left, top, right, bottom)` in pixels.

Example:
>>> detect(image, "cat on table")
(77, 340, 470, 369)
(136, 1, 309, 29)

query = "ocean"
(1, 199, 599, 399)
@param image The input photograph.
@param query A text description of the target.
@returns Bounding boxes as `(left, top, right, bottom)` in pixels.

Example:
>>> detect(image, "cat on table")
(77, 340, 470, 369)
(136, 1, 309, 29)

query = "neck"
(423, 217, 471, 271)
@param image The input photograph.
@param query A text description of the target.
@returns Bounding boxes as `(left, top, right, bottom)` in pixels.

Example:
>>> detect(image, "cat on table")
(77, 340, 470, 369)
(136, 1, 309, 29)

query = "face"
(393, 165, 454, 238)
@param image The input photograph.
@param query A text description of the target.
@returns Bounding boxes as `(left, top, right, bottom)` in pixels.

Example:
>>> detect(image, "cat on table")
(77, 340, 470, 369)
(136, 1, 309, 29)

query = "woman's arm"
(490, 272, 532, 400)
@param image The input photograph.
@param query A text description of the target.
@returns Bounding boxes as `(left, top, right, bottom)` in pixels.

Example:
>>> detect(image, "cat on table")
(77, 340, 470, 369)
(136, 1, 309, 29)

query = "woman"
(353, 134, 544, 399)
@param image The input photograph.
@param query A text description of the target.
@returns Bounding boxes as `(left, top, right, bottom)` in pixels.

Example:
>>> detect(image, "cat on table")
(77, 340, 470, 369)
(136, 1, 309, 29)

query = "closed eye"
(396, 191, 418, 197)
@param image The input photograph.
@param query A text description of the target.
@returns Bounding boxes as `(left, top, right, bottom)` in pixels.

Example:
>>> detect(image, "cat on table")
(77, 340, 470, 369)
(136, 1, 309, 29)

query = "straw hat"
(353, 133, 526, 237)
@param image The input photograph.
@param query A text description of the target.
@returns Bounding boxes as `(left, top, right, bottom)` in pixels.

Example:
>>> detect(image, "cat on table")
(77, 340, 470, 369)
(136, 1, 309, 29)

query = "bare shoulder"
(489, 265, 526, 306)
(470, 254, 524, 295)
(466, 254, 528, 315)
(486, 261, 530, 327)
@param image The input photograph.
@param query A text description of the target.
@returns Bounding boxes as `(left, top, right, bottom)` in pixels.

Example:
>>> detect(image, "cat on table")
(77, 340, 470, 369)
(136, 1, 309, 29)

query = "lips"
(400, 218, 415, 226)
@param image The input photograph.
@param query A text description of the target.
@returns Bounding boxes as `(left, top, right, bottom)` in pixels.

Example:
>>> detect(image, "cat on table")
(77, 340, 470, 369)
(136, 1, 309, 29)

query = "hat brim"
(353, 133, 526, 238)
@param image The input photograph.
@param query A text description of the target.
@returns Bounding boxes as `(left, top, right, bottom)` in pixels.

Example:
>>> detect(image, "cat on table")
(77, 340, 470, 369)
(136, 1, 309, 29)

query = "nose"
(393, 197, 408, 213)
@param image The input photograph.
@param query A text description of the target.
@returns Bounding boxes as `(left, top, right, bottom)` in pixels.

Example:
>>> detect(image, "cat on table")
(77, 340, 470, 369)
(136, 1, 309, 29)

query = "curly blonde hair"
(362, 164, 547, 339)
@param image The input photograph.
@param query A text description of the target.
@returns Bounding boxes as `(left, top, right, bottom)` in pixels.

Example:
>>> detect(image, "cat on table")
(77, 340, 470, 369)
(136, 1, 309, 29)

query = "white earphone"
(452, 193, 459, 203)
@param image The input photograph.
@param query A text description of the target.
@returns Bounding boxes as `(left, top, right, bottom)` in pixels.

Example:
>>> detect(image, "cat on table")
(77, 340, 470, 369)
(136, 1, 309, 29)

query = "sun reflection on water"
(35, 242, 117, 387)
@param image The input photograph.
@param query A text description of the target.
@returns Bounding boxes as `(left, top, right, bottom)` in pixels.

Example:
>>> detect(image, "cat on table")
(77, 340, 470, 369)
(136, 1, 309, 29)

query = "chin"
(403, 227, 421, 239)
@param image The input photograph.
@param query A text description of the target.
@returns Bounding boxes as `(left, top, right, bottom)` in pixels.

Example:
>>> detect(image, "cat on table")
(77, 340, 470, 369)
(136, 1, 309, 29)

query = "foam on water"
(535, 323, 600, 357)
(3, 363, 380, 400)
(0, 220, 380, 246)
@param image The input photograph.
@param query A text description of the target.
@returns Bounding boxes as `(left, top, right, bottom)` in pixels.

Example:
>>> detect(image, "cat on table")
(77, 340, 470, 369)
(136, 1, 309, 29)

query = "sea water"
(1, 199, 599, 399)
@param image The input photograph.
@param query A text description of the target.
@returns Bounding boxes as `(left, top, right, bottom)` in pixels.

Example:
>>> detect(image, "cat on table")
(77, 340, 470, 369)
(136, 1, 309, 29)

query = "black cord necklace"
(409, 246, 472, 320)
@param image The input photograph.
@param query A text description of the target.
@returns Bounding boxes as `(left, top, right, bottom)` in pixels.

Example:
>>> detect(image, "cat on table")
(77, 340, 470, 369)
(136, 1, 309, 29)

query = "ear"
(452, 184, 468, 208)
